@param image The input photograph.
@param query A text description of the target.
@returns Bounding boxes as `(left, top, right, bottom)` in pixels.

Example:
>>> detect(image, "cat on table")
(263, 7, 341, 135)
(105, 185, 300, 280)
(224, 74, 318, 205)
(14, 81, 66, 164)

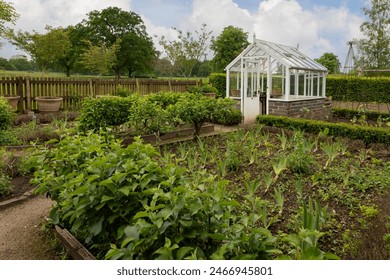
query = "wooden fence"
(0, 77, 201, 112)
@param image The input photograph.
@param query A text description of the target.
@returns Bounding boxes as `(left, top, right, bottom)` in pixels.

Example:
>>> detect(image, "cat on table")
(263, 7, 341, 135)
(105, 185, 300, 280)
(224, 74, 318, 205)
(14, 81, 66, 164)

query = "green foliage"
(81, 7, 156, 78)
(209, 73, 227, 98)
(355, 0, 390, 69)
(158, 23, 213, 78)
(0, 129, 19, 146)
(8, 26, 72, 72)
(31, 133, 279, 260)
(146, 91, 184, 109)
(314, 52, 341, 74)
(0, 0, 18, 38)
(188, 84, 218, 94)
(327, 76, 390, 103)
(332, 108, 390, 122)
(256, 115, 390, 146)
(0, 97, 15, 130)
(211, 98, 242, 126)
(211, 26, 249, 72)
(127, 96, 174, 136)
(170, 93, 215, 138)
(113, 86, 133, 97)
(79, 39, 121, 76)
(78, 96, 136, 132)
(0, 173, 12, 196)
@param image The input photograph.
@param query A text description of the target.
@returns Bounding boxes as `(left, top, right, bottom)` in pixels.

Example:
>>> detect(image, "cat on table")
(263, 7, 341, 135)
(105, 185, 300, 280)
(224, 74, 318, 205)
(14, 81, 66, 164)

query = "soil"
(0, 194, 56, 260)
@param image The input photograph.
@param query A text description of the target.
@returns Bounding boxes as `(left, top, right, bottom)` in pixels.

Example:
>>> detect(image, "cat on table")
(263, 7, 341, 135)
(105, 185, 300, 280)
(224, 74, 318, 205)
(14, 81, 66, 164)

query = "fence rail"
(0, 77, 200, 112)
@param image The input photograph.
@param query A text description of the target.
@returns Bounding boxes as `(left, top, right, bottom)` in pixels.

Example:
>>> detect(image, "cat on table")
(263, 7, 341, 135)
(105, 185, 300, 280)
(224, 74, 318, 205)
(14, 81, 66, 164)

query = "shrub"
(78, 96, 137, 132)
(209, 73, 227, 98)
(0, 129, 19, 146)
(211, 98, 242, 125)
(256, 115, 390, 146)
(0, 96, 15, 130)
(326, 76, 390, 103)
(127, 97, 175, 136)
(146, 91, 184, 109)
(188, 84, 218, 95)
(170, 93, 215, 138)
(0, 174, 12, 197)
(332, 108, 390, 122)
(32, 133, 279, 260)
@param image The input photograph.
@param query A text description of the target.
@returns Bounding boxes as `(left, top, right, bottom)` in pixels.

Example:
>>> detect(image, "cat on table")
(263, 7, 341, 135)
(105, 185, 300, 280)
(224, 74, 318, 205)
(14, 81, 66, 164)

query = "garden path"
(0, 195, 55, 259)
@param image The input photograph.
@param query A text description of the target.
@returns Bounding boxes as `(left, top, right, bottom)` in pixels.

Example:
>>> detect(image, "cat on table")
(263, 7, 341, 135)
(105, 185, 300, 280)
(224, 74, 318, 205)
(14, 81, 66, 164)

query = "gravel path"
(0, 195, 55, 260)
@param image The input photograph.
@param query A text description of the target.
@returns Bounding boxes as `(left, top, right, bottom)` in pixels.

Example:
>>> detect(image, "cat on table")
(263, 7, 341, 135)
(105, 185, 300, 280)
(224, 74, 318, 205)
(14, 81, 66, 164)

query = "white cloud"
(0, 0, 364, 64)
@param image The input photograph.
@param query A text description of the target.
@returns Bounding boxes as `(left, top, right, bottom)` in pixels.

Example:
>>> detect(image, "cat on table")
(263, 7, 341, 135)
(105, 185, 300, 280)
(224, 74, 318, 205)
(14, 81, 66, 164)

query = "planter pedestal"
(35, 96, 63, 112)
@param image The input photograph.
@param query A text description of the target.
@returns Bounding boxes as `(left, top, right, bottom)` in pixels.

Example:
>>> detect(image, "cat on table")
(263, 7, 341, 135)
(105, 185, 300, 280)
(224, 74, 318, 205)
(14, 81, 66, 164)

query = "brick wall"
(269, 98, 331, 120)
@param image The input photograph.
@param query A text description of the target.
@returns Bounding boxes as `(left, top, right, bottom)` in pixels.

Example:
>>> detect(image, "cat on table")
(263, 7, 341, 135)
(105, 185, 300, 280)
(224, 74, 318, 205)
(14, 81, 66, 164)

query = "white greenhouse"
(225, 38, 329, 123)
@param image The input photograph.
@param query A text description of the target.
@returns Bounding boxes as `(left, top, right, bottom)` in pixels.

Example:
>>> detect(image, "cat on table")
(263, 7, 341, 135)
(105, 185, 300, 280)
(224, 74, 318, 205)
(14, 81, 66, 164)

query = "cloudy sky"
(0, 0, 369, 66)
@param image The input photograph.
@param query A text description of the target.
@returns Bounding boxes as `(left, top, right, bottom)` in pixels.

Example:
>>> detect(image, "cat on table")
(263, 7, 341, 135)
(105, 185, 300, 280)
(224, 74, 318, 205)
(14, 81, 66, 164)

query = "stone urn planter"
(35, 96, 63, 112)
(4, 96, 20, 110)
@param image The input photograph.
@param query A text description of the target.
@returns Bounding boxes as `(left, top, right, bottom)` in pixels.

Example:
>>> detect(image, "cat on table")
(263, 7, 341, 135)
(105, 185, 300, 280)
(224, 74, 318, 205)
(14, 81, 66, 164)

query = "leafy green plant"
(127, 97, 174, 137)
(170, 93, 215, 138)
(0, 174, 12, 197)
(0, 96, 15, 130)
(211, 98, 242, 125)
(78, 96, 137, 132)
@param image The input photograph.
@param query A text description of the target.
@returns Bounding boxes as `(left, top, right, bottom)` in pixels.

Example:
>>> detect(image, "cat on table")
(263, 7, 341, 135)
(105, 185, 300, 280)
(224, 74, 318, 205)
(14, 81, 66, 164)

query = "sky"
(0, 0, 371, 67)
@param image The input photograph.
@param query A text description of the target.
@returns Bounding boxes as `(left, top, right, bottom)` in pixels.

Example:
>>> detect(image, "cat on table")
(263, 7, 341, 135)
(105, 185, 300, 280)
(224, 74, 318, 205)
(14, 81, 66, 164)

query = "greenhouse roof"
(225, 39, 328, 73)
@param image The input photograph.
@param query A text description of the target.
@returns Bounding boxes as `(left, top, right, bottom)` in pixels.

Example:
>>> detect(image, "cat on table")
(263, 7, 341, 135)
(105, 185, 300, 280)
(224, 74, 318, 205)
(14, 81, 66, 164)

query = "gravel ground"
(0, 195, 56, 260)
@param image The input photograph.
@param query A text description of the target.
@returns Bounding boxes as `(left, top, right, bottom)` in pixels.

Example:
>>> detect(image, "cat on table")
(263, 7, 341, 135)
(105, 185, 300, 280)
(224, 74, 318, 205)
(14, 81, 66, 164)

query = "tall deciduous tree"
(9, 26, 72, 72)
(211, 26, 249, 72)
(80, 7, 156, 79)
(356, 0, 390, 69)
(315, 52, 341, 74)
(79, 39, 120, 75)
(158, 23, 212, 77)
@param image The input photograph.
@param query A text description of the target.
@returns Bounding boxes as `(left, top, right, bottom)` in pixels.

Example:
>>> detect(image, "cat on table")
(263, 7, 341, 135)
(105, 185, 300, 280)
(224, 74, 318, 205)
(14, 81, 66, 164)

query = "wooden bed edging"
(54, 225, 96, 260)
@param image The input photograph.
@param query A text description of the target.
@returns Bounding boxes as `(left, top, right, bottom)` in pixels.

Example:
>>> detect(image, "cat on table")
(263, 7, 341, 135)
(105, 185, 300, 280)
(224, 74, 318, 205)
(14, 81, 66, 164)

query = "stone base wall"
(269, 98, 332, 120)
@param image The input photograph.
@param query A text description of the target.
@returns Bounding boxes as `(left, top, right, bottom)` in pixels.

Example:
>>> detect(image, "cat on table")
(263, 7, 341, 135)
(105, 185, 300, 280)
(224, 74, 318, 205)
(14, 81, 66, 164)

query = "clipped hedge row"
(327, 76, 390, 103)
(332, 108, 390, 121)
(256, 115, 390, 145)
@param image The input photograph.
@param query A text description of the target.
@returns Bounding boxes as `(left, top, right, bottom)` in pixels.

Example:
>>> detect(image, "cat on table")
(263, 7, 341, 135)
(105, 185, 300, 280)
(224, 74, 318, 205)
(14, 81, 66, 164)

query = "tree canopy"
(355, 0, 390, 69)
(8, 26, 72, 72)
(210, 26, 249, 72)
(158, 23, 212, 77)
(79, 7, 156, 78)
(315, 52, 341, 74)
(0, 0, 18, 42)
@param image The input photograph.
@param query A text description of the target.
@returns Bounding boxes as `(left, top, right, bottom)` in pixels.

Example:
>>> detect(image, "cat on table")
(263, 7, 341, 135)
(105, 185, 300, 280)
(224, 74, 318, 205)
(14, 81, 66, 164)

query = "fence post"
(25, 77, 31, 111)
(94, 79, 99, 97)
(16, 77, 24, 112)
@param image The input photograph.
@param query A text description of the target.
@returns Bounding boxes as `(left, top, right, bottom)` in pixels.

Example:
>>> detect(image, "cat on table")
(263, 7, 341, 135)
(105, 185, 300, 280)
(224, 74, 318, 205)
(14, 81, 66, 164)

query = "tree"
(211, 26, 249, 72)
(355, 0, 390, 69)
(158, 23, 212, 77)
(79, 7, 156, 79)
(0, 0, 18, 45)
(9, 26, 72, 72)
(315, 52, 341, 74)
(79, 39, 120, 75)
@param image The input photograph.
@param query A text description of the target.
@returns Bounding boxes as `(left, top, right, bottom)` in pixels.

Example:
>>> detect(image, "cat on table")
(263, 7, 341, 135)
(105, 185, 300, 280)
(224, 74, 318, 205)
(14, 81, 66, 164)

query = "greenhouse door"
(243, 67, 262, 123)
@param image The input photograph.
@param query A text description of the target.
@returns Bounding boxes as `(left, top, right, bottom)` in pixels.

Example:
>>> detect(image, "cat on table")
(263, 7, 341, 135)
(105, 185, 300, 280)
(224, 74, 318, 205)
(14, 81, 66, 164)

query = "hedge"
(327, 76, 390, 103)
(332, 108, 390, 122)
(256, 115, 390, 146)
(209, 73, 226, 98)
